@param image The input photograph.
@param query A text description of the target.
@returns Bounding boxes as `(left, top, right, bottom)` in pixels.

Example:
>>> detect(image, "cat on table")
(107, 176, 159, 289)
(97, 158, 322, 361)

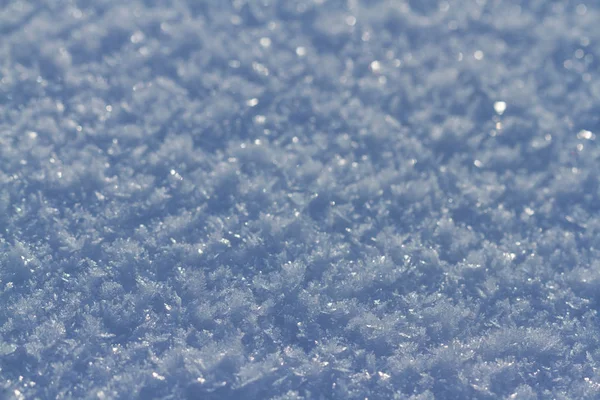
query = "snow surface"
(1, 0, 600, 399)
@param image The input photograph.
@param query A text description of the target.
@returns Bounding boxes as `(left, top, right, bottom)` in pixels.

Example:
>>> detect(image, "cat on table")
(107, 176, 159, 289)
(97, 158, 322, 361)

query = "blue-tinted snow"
(1, 1, 600, 399)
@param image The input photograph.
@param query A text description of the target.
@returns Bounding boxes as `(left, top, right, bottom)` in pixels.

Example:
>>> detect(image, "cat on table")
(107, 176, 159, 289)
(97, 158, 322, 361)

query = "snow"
(1, 0, 600, 398)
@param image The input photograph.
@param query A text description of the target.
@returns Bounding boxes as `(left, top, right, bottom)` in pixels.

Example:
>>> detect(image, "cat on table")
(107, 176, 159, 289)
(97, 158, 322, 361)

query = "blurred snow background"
(1, 0, 600, 398)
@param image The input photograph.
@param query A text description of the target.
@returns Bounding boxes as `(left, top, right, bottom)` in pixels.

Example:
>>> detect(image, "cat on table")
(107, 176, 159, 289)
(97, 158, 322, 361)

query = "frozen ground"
(1, 0, 600, 398)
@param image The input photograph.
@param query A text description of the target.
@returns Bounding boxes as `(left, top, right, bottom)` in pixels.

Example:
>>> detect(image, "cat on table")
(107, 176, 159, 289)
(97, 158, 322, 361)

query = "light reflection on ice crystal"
(494, 101, 507, 115)
(370, 60, 381, 74)
(296, 46, 306, 57)
(259, 37, 271, 48)
(578, 130, 593, 140)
